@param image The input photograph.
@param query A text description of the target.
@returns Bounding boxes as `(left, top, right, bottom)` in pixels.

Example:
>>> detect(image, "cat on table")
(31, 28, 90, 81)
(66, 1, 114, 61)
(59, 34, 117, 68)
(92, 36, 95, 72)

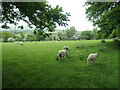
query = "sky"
(47, 0, 95, 31)
(0, 0, 95, 31)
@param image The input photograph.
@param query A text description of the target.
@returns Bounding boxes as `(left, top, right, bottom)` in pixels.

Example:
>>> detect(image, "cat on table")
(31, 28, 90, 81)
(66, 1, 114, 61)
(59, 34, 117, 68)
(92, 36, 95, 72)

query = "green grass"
(2, 40, 118, 88)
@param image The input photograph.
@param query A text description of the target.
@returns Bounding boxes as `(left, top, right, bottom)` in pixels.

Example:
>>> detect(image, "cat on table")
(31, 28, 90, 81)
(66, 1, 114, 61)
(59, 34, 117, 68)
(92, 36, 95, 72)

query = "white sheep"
(19, 42, 24, 45)
(87, 53, 98, 65)
(7, 38, 15, 42)
(63, 46, 70, 50)
(56, 49, 68, 60)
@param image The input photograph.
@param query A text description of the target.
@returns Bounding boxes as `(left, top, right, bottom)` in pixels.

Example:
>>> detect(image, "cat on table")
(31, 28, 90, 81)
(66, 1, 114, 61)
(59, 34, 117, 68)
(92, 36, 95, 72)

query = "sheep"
(19, 42, 24, 45)
(17, 42, 24, 45)
(87, 53, 98, 65)
(23, 38, 27, 42)
(63, 46, 70, 50)
(56, 49, 68, 60)
(7, 38, 15, 42)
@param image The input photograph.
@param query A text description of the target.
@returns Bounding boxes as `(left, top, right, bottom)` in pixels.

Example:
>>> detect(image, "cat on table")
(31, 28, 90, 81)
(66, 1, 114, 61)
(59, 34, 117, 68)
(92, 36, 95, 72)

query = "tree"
(57, 31, 67, 40)
(26, 34, 36, 41)
(92, 28, 100, 39)
(65, 26, 77, 39)
(80, 31, 94, 40)
(84, 2, 120, 38)
(19, 32, 25, 40)
(0, 32, 14, 42)
(1, 2, 70, 33)
(109, 29, 118, 38)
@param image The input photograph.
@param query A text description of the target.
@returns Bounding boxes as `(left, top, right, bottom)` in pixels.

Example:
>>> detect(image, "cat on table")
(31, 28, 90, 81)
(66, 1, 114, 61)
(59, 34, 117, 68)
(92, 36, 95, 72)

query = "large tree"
(84, 2, 120, 38)
(1, 2, 70, 33)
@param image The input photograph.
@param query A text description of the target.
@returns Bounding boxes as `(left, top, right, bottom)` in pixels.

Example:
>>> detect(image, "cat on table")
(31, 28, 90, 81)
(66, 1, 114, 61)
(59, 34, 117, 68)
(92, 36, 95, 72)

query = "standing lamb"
(63, 46, 70, 50)
(56, 49, 68, 60)
(87, 53, 98, 65)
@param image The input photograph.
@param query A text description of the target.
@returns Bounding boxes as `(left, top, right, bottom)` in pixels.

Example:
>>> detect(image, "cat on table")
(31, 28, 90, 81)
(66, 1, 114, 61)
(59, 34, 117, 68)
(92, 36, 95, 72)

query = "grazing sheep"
(23, 38, 27, 42)
(7, 38, 15, 42)
(63, 46, 70, 50)
(19, 42, 24, 45)
(56, 50, 68, 60)
(87, 53, 98, 65)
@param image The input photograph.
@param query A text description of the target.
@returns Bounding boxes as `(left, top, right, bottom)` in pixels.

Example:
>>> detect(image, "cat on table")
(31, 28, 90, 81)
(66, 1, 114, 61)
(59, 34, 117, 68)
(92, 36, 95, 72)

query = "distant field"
(2, 40, 118, 88)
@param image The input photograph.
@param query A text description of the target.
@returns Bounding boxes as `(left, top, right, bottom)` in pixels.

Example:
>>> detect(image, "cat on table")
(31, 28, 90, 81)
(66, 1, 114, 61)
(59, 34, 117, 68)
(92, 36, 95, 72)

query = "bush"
(101, 39, 106, 43)
(113, 39, 119, 42)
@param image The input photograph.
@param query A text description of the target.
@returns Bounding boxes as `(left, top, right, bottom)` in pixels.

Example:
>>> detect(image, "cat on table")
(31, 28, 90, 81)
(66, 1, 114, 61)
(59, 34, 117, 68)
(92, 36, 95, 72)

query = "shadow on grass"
(101, 41, 119, 50)
(89, 63, 107, 68)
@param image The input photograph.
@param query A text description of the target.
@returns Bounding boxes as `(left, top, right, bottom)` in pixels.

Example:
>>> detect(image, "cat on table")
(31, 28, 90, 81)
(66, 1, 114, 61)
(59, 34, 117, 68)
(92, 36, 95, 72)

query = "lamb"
(56, 49, 68, 60)
(63, 46, 70, 50)
(87, 53, 98, 65)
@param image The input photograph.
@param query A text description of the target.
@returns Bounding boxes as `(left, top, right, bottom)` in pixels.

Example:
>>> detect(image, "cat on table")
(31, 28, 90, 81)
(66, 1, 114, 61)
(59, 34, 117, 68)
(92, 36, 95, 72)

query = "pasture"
(2, 40, 118, 88)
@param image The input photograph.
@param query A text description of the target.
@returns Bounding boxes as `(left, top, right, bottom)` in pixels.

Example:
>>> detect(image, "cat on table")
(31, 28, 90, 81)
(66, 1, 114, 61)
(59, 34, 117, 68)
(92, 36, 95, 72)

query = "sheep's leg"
(56, 56, 59, 60)
(61, 57, 63, 60)
(66, 54, 68, 57)
(93, 60, 95, 64)
(91, 59, 95, 64)
(87, 60, 90, 65)
(66, 52, 68, 57)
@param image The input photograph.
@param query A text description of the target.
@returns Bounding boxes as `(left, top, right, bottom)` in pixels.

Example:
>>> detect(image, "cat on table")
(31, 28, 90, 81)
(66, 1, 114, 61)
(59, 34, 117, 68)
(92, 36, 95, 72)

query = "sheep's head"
(63, 46, 70, 51)
(66, 47, 70, 51)
(96, 53, 99, 57)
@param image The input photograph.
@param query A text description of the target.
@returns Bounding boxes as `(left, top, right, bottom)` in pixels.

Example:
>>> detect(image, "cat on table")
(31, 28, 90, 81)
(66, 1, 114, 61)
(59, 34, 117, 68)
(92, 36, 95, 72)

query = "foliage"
(109, 29, 118, 38)
(1, 2, 70, 32)
(65, 26, 77, 39)
(57, 31, 67, 40)
(26, 34, 36, 41)
(113, 38, 119, 42)
(101, 39, 106, 43)
(92, 28, 99, 39)
(0, 31, 14, 42)
(80, 31, 94, 40)
(84, 2, 120, 37)
(19, 32, 25, 39)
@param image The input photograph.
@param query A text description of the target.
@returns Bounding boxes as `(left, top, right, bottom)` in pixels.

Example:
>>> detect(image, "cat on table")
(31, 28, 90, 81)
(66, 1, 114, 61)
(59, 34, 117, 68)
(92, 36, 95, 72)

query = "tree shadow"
(91, 63, 107, 68)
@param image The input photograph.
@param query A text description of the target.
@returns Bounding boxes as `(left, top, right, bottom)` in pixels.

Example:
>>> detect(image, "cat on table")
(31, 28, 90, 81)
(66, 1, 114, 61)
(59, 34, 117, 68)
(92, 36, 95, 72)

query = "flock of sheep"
(56, 46, 99, 65)
(8, 37, 98, 65)
(7, 38, 25, 45)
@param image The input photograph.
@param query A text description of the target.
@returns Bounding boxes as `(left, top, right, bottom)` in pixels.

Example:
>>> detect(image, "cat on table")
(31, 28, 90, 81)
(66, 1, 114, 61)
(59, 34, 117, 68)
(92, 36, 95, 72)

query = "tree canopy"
(1, 2, 70, 32)
(84, 2, 119, 38)
(65, 26, 77, 39)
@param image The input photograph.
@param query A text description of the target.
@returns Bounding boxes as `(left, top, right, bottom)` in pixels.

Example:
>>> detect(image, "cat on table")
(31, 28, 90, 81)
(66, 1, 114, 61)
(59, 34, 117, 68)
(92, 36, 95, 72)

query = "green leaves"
(1, 2, 71, 33)
(65, 26, 77, 39)
(18, 26, 24, 29)
(84, 2, 119, 38)
(1, 24, 10, 29)
(80, 31, 94, 40)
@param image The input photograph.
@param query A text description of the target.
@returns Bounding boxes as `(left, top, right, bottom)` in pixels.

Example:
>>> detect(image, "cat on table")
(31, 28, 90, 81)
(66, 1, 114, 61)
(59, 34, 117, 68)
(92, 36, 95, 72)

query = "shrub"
(101, 39, 106, 43)
(113, 39, 119, 42)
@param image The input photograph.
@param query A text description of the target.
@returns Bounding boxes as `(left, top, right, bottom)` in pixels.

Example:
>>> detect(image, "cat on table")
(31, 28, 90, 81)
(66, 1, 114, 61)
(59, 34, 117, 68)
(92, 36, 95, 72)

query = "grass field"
(2, 40, 119, 88)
